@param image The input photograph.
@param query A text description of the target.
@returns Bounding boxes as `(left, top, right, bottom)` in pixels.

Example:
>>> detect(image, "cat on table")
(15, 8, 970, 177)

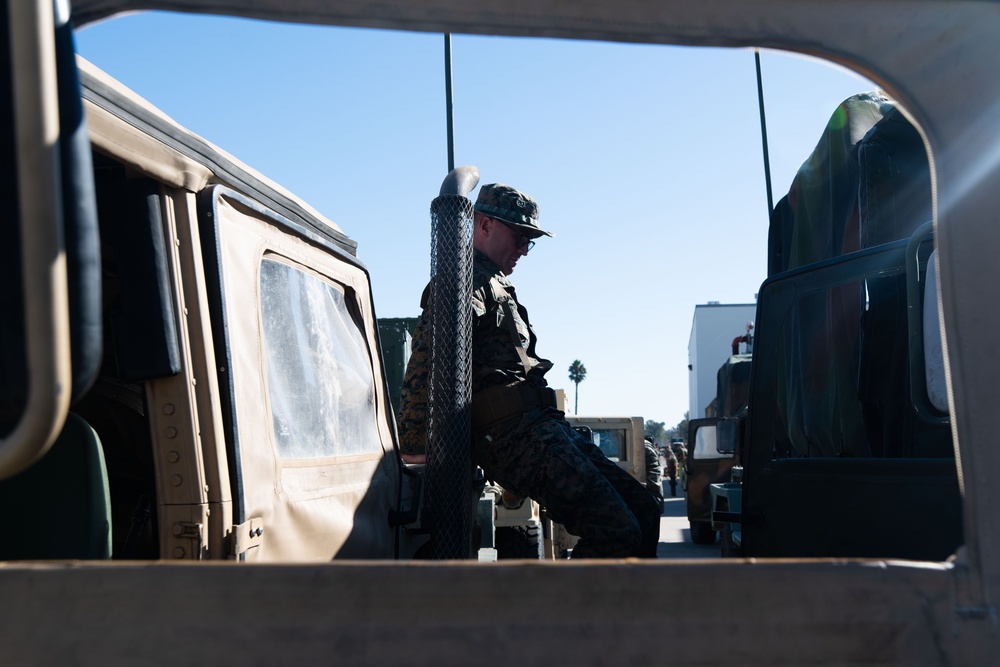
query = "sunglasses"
(494, 218, 536, 252)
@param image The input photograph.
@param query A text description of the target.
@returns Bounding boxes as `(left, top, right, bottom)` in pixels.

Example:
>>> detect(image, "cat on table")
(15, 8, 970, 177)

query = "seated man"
(398, 183, 659, 558)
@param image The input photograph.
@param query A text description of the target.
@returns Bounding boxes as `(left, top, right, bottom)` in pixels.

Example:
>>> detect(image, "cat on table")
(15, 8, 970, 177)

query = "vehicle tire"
(495, 524, 544, 559)
(689, 520, 717, 545)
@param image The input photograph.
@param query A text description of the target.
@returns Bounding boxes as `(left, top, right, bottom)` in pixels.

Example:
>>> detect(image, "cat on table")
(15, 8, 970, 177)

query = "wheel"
(689, 520, 717, 545)
(495, 524, 544, 559)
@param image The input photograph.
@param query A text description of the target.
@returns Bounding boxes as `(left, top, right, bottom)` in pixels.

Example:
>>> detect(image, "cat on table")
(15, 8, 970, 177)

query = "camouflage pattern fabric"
(397, 305, 430, 456)
(644, 440, 665, 513)
(398, 250, 552, 455)
(473, 183, 552, 237)
(398, 251, 659, 557)
(475, 409, 660, 558)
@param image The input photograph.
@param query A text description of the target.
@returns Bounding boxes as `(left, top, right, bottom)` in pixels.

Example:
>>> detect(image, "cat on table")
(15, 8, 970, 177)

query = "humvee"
(2, 39, 422, 562)
(2, 1, 999, 664)
(685, 354, 750, 545)
(706, 92, 963, 562)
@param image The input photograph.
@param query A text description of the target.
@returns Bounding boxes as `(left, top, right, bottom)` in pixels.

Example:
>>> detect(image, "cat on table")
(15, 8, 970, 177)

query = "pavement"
(656, 486, 721, 559)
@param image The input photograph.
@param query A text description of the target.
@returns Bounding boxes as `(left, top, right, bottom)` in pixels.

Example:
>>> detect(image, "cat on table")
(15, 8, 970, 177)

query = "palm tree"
(568, 360, 587, 413)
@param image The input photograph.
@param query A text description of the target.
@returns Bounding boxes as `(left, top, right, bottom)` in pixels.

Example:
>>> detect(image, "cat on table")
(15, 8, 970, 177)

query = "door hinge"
(228, 517, 264, 558)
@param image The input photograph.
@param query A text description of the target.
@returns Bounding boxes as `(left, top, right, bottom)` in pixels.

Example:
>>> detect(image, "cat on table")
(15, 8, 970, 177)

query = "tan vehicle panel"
(210, 191, 398, 561)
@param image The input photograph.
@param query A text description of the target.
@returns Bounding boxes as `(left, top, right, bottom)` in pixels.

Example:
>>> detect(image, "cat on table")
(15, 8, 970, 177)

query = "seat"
(0, 412, 112, 560)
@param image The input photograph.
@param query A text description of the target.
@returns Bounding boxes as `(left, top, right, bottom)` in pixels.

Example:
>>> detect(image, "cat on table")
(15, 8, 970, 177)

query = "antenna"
(444, 34, 455, 173)
(755, 50, 774, 220)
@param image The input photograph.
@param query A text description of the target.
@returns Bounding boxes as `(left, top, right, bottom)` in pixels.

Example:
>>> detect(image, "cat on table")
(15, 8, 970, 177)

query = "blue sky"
(75, 12, 876, 429)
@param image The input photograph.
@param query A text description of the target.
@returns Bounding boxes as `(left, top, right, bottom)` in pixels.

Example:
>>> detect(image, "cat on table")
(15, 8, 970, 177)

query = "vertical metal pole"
(428, 193, 474, 559)
(425, 167, 478, 560)
(755, 50, 774, 220)
(444, 34, 455, 173)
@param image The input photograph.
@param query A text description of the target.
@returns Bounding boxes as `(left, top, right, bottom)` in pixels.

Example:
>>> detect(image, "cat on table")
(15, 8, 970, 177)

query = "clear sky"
(75, 12, 876, 430)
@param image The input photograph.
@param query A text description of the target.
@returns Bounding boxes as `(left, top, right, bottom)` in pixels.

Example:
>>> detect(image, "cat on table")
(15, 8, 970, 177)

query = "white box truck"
(688, 302, 757, 419)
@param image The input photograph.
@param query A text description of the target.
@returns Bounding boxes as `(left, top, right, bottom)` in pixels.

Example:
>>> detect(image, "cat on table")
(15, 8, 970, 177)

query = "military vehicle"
(685, 305, 754, 543)
(686, 353, 750, 544)
(1, 47, 428, 564)
(687, 303, 756, 422)
(705, 91, 961, 562)
(2, 1, 1000, 664)
(377, 317, 419, 418)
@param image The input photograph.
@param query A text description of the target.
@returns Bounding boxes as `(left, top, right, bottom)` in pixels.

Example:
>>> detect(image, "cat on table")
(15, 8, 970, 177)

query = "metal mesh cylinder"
(427, 194, 474, 559)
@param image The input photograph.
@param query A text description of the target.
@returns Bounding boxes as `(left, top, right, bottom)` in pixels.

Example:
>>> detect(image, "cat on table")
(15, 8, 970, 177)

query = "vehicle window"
(260, 257, 379, 459)
(692, 424, 727, 460)
(591, 428, 626, 461)
(768, 271, 952, 460)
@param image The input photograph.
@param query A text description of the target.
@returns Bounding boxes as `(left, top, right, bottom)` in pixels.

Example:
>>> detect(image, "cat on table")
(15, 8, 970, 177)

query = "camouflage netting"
(427, 194, 474, 559)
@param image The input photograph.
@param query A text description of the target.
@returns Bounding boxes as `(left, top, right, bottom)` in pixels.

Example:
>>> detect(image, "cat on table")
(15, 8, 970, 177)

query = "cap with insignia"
(474, 183, 553, 238)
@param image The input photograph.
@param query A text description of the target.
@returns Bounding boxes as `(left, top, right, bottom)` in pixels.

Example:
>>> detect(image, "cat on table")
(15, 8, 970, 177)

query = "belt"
(472, 381, 558, 432)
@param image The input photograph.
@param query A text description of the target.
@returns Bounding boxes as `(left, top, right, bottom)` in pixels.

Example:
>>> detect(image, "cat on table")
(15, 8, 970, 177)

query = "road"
(656, 486, 721, 559)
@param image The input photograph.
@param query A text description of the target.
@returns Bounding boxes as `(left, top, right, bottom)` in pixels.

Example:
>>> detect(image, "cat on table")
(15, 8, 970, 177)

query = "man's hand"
(401, 452, 427, 464)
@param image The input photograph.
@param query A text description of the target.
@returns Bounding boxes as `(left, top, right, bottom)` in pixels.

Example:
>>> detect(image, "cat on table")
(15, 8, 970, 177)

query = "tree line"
(644, 413, 689, 444)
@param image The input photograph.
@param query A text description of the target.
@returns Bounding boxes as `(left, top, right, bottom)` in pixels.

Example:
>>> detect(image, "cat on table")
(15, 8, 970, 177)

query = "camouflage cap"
(474, 183, 553, 238)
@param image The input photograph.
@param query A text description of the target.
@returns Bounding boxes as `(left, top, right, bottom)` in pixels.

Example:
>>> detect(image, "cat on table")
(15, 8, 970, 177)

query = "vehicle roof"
(79, 56, 356, 255)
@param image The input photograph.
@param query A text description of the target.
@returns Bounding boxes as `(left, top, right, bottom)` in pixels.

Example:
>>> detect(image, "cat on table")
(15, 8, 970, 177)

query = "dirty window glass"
(260, 258, 380, 458)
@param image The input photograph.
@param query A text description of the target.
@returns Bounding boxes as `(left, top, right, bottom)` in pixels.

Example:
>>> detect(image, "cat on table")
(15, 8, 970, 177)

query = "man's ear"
(474, 213, 491, 237)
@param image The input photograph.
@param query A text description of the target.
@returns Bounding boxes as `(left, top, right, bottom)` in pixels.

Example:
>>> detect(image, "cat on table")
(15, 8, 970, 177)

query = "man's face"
(477, 216, 535, 275)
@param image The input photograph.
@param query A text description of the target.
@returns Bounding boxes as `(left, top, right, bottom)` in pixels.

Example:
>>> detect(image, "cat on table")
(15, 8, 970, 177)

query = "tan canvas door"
(202, 187, 398, 561)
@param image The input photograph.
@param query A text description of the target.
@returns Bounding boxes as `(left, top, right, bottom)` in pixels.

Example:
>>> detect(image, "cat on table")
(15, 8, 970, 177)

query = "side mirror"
(921, 248, 949, 415)
(689, 420, 730, 461)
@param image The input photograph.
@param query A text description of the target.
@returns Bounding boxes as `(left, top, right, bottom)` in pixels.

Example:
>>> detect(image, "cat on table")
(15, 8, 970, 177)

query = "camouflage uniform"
(398, 183, 660, 558)
(643, 439, 665, 513)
